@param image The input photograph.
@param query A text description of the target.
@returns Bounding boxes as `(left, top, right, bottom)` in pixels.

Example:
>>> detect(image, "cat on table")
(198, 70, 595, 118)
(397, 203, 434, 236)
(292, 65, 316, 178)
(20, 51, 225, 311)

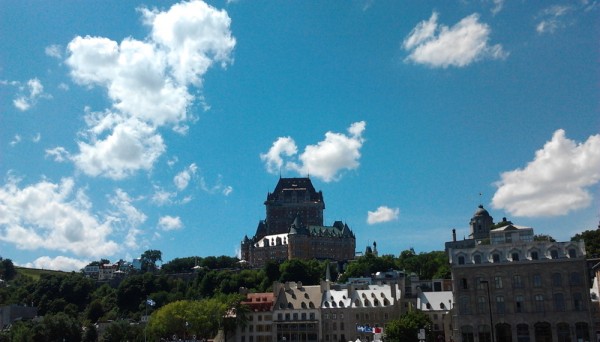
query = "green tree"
(102, 320, 143, 342)
(279, 259, 323, 285)
(148, 299, 228, 340)
(534, 234, 556, 242)
(339, 254, 397, 282)
(385, 310, 432, 342)
(141, 249, 162, 272)
(571, 229, 600, 257)
(396, 249, 450, 279)
(0, 258, 16, 281)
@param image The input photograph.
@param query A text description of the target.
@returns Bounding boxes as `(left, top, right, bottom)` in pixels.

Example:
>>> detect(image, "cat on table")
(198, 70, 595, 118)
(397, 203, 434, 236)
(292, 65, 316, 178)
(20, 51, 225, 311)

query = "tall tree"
(141, 249, 162, 272)
(571, 229, 600, 257)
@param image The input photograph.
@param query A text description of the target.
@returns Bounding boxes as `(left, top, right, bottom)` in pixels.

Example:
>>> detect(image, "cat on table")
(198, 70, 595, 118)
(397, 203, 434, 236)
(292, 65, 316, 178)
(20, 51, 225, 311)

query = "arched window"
(568, 248, 577, 258)
(473, 254, 482, 264)
(458, 255, 465, 265)
(478, 325, 491, 342)
(575, 322, 590, 341)
(461, 326, 474, 342)
(556, 322, 569, 342)
(534, 322, 552, 342)
(530, 250, 539, 260)
(495, 323, 512, 342)
(550, 249, 559, 259)
(516, 324, 529, 342)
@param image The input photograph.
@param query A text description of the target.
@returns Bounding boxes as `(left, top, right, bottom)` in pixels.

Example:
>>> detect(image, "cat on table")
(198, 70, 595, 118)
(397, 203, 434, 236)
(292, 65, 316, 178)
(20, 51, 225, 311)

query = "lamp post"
(479, 280, 494, 342)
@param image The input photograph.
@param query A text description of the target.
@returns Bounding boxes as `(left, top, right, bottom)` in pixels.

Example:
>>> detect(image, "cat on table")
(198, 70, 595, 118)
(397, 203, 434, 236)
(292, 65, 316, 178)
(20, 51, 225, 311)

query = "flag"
(146, 299, 156, 306)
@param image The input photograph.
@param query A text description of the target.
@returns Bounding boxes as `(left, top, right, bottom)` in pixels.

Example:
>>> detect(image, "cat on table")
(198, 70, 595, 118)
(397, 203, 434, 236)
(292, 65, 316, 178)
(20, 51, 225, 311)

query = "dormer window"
(492, 253, 500, 263)
(550, 250, 559, 259)
(568, 248, 577, 258)
(531, 251, 539, 260)
(458, 256, 465, 265)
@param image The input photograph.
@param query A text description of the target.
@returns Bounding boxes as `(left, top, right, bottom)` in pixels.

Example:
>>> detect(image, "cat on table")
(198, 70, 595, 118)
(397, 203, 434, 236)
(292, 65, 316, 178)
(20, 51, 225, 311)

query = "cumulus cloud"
(367, 206, 400, 225)
(260, 137, 298, 174)
(0, 177, 119, 257)
(24, 255, 88, 272)
(261, 122, 366, 182)
(403, 12, 507, 68)
(492, 130, 600, 217)
(58, 0, 235, 179)
(73, 117, 165, 179)
(174, 163, 198, 191)
(13, 78, 51, 111)
(158, 215, 183, 231)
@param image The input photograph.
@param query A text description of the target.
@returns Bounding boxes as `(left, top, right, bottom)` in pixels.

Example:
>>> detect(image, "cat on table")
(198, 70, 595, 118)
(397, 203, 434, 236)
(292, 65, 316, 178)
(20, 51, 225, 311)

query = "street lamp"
(479, 280, 494, 342)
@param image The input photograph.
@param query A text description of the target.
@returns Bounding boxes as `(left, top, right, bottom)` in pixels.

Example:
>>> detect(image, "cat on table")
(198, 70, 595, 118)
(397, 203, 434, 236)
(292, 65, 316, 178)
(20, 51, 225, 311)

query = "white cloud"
(152, 187, 177, 206)
(32, 133, 41, 143)
(62, 0, 235, 179)
(108, 189, 147, 249)
(13, 78, 51, 111)
(10, 135, 21, 147)
(261, 122, 366, 182)
(536, 5, 573, 34)
(158, 215, 183, 231)
(491, 0, 505, 15)
(73, 117, 166, 179)
(45, 44, 63, 59)
(260, 137, 298, 174)
(45, 146, 71, 162)
(24, 255, 88, 272)
(0, 177, 119, 257)
(367, 206, 400, 225)
(222, 186, 233, 196)
(492, 130, 600, 217)
(403, 12, 507, 68)
(174, 163, 198, 191)
(274, 121, 366, 182)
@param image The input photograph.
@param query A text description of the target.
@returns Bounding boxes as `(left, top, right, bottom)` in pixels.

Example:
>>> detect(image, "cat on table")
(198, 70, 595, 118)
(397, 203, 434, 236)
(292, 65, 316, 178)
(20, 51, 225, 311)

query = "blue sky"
(1, 0, 598, 271)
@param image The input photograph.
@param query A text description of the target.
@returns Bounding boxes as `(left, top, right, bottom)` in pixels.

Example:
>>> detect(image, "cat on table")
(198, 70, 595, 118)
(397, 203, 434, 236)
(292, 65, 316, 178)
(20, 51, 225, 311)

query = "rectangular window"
(552, 273, 562, 287)
(494, 276, 503, 289)
(515, 295, 524, 313)
(574, 293, 584, 311)
(534, 294, 544, 312)
(533, 274, 542, 287)
(477, 296, 486, 314)
(513, 275, 522, 288)
(553, 293, 565, 311)
(496, 296, 505, 314)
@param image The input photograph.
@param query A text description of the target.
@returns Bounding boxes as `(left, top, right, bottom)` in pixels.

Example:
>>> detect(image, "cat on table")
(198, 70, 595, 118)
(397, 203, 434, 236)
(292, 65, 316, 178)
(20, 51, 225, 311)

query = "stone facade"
(447, 205, 595, 342)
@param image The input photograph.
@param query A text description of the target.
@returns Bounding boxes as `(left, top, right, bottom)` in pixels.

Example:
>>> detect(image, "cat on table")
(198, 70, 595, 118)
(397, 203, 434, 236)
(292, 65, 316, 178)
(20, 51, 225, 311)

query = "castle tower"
(469, 204, 494, 241)
(262, 177, 324, 238)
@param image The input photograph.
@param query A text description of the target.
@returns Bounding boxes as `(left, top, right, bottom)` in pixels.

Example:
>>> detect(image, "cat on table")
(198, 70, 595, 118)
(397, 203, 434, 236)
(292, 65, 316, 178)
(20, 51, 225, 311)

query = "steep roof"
(266, 177, 324, 205)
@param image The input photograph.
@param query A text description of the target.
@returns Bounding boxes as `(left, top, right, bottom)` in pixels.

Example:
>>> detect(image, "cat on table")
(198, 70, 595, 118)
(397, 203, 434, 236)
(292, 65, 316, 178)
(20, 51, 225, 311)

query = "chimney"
(452, 229, 456, 242)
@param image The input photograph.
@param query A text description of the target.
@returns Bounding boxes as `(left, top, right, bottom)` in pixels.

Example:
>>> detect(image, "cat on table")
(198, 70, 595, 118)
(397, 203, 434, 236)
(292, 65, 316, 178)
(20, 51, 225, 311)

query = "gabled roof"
(491, 224, 532, 232)
(417, 291, 453, 312)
